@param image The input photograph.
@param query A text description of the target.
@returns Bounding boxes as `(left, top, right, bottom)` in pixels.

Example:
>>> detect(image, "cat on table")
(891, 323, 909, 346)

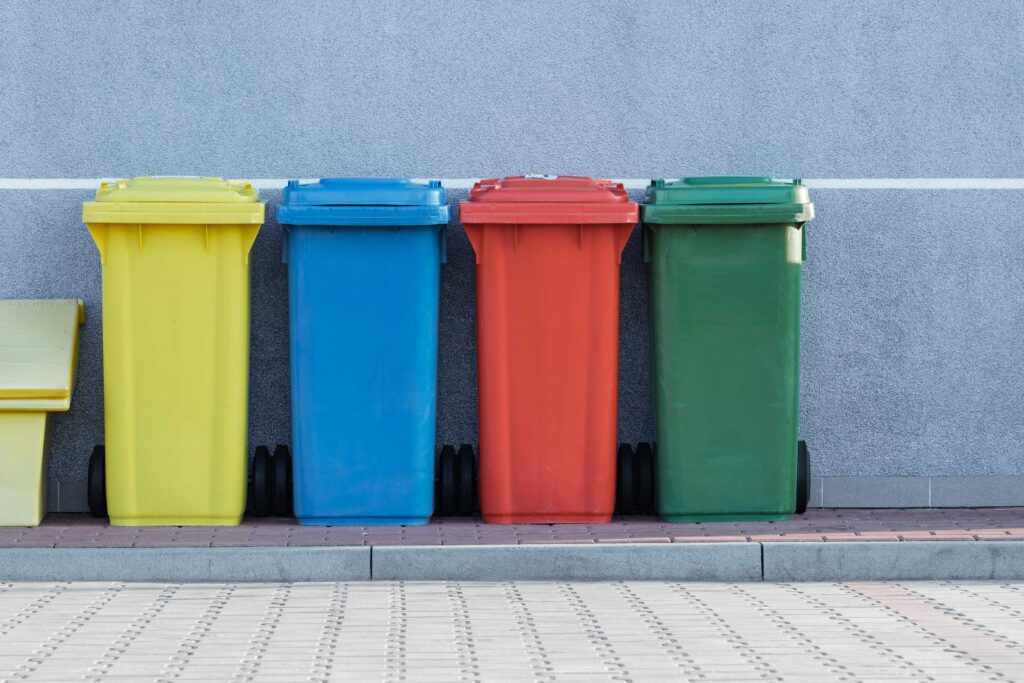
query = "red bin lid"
(460, 176, 638, 224)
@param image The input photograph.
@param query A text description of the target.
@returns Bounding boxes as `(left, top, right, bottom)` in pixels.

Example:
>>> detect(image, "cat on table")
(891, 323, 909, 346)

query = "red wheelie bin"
(460, 176, 637, 523)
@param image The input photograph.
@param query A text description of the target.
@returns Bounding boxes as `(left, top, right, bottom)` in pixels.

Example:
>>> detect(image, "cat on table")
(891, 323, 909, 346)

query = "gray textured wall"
(2, 187, 1022, 483)
(1, 1, 1022, 496)
(2, 0, 1022, 177)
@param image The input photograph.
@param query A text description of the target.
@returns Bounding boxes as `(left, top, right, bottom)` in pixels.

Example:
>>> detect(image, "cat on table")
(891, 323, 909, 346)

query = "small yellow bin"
(0, 299, 84, 526)
(83, 177, 264, 526)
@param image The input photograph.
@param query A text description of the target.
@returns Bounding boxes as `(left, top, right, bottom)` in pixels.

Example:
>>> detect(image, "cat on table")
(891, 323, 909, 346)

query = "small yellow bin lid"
(82, 176, 265, 225)
(0, 299, 85, 412)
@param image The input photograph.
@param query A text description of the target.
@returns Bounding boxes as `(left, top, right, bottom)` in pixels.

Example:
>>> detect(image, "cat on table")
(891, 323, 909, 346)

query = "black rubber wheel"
(456, 444, 477, 516)
(434, 446, 446, 514)
(87, 445, 107, 518)
(634, 442, 655, 515)
(470, 445, 480, 514)
(437, 445, 458, 517)
(615, 443, 635, 515)
(795, 440, 810, 515)
(250, 446, 271, 517)
(271, 444, 293, 517)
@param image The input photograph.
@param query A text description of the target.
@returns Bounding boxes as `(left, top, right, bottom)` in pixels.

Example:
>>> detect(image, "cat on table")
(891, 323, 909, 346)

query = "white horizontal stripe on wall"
(2, 179, 1024, 191)
(801, 178, 1024, 190)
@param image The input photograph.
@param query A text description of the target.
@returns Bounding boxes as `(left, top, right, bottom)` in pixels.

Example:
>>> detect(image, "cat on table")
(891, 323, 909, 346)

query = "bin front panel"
(92, 222, 254, 526)
(288, 225, 441, 525)
(468, 221, 631, 524)
(0, 412, 49, 527)
(651, 223, 802, 521)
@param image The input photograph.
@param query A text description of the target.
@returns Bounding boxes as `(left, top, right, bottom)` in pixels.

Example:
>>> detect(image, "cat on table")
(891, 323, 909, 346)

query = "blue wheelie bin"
(277, 179, 449, 525)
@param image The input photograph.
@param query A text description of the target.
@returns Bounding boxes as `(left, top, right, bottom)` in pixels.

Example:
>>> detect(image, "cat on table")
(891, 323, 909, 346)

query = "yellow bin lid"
(82, 176, 265, 225)
(0, 299, 85, 412)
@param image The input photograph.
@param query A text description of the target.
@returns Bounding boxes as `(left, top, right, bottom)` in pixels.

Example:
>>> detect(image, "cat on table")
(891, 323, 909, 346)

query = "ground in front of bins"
(0, 579, 1022, 681)
(1, 508, 1022, 547)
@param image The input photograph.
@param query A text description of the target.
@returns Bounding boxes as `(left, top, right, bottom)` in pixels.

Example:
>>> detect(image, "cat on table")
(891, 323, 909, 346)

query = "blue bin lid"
(277, 178, 449, 226)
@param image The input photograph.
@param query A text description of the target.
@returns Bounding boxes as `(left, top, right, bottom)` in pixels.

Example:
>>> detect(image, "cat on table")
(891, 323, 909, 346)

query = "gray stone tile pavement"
(0, 581, 1022, 681)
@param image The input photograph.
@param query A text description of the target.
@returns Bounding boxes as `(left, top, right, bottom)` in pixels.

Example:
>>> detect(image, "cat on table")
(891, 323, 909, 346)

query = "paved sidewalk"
(0, 580, 1022, 681)
(2, 508, 1022, 548)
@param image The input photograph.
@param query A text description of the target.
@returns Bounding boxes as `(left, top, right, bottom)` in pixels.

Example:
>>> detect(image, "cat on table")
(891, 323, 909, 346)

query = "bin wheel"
(87, 445, 107, 518)
(615, 443, 635, 515)
(795, 440, 810, 515)
(457, 444, 477, 516)
(250, 446, 271, 517)
(271, 444, 293, 517)
(437, 445, 458, 517)
(434, 445, 446, 514)
(634, 442, 656, 515)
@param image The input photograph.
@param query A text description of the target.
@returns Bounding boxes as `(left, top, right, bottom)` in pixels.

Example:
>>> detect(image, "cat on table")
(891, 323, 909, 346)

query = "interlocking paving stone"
(0, 580, 982, 682)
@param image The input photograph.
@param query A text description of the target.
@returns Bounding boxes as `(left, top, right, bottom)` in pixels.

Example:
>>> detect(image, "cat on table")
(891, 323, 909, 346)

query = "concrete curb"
(371, 543, 763, 581)
(2, 542, 1023, 582)
(0, 547, 371, 582)
(762, 541, 1024, 581)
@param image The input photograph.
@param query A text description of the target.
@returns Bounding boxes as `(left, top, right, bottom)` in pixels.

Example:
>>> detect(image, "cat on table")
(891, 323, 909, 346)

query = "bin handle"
(241, 225, 260, 265)
(86, 225, 108, 264)
(463, 224, 483, 264)
(798, 222, 807, 261)
(439, 224, 447, 265)
(614, 223, 635, 264)
(281, 226, 289, 265)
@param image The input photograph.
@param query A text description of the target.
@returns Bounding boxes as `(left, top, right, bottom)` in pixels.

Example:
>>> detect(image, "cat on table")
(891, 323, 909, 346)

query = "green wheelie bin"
(641, 177, 815, 522)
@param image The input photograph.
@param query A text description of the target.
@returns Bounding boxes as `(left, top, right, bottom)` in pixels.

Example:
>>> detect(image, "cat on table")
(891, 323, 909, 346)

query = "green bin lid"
(641, 177, 814, 225)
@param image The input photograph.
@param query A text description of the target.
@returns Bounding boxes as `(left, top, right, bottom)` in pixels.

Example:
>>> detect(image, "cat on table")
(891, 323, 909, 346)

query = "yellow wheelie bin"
(83, 177, 264, 526)
(0, 299, 84, 526)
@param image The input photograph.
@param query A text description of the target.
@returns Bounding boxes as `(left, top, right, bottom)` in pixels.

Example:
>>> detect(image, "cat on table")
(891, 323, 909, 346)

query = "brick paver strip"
(0, 508, 1015, 548)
